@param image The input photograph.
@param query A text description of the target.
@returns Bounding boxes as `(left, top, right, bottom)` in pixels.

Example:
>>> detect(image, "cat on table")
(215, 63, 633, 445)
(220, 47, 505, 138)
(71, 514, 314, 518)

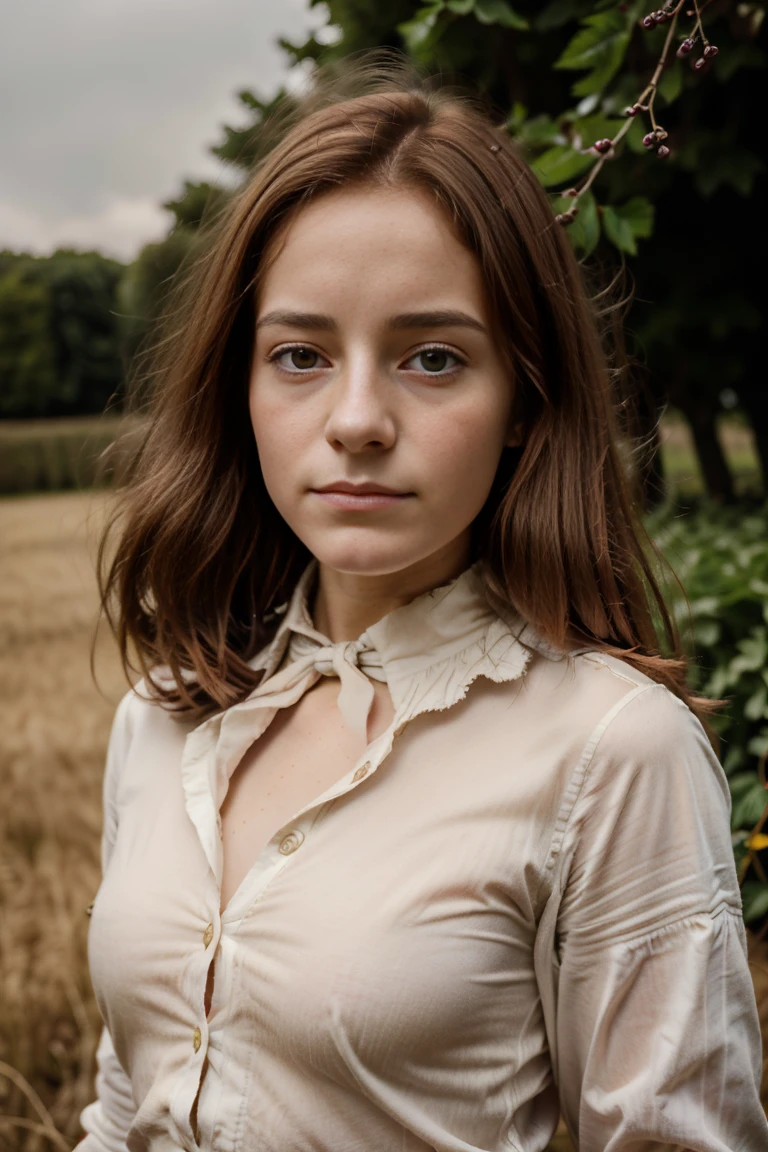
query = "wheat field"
(0, 490, 765, 1150)
(0, 491, 125, 1149)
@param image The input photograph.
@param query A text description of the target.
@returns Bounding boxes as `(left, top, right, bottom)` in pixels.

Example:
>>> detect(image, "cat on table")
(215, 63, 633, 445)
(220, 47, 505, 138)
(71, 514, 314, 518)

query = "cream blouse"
(77, 558, 766, 1152)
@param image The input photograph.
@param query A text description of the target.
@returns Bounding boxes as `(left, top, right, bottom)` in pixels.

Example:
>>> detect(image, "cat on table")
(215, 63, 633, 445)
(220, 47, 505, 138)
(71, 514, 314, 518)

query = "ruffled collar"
(179, 557, 561, 886)
(250, 557, 541, 721)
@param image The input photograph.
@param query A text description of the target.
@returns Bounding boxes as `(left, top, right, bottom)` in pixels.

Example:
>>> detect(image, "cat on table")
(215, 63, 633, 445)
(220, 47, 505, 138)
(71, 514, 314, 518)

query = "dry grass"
(0, 491, 125, 1149)
(0, 490, 765, 1149)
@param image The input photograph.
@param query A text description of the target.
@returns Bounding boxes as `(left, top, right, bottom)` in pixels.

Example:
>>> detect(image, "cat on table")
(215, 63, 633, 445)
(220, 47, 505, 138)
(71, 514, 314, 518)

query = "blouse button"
(352, 761, 371, 782)
(192, 1026, 202, 1053)
(278, 830, 304, 855)
(203, 923, 214, 948)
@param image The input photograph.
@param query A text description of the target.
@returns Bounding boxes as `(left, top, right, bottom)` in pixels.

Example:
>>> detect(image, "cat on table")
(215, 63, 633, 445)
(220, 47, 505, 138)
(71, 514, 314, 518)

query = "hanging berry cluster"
(556, 0, 718, 227)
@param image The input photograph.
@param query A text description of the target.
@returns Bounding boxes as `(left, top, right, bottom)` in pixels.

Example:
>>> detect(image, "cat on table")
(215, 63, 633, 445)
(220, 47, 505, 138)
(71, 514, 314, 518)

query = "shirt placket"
(174, 694, 412, 1152)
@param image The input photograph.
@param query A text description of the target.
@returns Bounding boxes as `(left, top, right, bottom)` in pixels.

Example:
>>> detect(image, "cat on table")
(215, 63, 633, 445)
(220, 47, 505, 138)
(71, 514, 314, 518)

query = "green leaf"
(722, 745, 747, 776)
(602, 197, 655, 255)
(745, 684, 768, 721)
(621, 196, 654, 238)
(690, 596, 721, 616)
(506, 101, 528, 132)
(396, 2, 445, 52)
(732, 779, 768, 829)
(516, 114, 566, 148)
(695, 619, 721, 647)
(734, 628, 768, 673)
(602, 206, 636, 255)
(730, 772, 761, 800)
(473, 0, 529, 29)
(657, 62, 683, 105)
(693, 150, 765, 199)
(706, 664, 731, 700)
(570, 114, 625, 152)
(740, 881, 768, 924)
(555, 10, 633, 97)
(530, 145, 594, 188)
(535, 0, 585, 32)
(554, 190, 600, 256)
(747, 729, 768, 759)
(446, 0, 474, 11)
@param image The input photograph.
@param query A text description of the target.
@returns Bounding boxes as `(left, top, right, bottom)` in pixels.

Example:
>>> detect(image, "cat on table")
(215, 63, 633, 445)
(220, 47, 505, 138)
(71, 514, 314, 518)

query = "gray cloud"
(0, 0, 323, 259)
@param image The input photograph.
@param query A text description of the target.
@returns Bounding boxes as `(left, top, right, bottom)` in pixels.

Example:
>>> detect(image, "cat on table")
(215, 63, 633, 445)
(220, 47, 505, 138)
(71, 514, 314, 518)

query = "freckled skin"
(249, 184, 522, 639)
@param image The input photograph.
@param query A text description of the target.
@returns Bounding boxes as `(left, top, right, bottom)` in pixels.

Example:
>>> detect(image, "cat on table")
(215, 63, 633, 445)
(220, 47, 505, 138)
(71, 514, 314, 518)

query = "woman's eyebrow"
(255, 308, 487, 334)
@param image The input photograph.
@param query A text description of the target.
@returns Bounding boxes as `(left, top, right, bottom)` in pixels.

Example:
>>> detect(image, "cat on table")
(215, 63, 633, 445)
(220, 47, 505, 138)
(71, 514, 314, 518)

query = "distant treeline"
(0, 249, 128, 419)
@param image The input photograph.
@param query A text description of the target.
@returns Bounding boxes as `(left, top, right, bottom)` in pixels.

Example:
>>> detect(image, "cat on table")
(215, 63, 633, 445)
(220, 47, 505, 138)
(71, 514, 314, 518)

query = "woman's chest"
(91, 680, 572, 1092)
(217, 676, 395, 913)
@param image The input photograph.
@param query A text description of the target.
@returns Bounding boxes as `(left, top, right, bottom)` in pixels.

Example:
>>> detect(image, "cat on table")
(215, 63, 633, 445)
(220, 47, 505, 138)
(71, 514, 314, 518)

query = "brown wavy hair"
(99, 49, 720, 740)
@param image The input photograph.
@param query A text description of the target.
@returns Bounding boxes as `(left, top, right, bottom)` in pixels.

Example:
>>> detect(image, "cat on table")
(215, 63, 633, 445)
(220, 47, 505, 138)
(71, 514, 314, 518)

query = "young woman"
(78, 55, 766, 1152)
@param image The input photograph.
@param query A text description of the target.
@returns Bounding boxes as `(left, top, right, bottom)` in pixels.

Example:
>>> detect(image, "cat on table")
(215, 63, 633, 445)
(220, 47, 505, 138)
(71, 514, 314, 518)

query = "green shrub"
(649, 502, 768, 928)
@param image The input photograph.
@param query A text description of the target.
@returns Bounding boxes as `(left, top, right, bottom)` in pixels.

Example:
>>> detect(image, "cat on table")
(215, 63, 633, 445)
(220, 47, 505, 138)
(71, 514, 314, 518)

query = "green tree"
(37, 249, 125, 414)
(0, 265, 56, 417)
(0, 249, 126, 418)
(117, 228, 201, 399)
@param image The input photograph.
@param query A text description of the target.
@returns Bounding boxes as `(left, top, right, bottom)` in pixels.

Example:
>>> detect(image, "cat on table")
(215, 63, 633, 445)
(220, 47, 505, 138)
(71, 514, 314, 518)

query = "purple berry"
(693, 56, 710, 72)
(642, 132, 656, 148)
(703, 44, 719, 58)
(676, 38, 694, 57)
(625, 105, 638, 117)
(642, 14, 657, 28)
(565, 188, 579, 198)
(593, 138, 613, 154)
(657, 144, 670, 158)
(654, 9, 669, 22)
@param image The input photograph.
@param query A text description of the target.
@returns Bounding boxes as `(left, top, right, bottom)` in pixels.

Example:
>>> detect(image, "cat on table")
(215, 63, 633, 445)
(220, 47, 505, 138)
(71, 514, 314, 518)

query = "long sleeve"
(74, 690, 139, 1152)
(552, 682, 767, 1151)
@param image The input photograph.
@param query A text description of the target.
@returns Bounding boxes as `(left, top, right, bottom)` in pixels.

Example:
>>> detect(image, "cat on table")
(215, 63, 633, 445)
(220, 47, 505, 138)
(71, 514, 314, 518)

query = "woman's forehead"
(255, 185, 491, 323)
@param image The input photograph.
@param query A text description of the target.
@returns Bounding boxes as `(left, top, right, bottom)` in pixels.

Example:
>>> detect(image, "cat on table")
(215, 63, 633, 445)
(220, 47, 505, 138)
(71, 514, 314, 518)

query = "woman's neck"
(310, 536, 472, 643)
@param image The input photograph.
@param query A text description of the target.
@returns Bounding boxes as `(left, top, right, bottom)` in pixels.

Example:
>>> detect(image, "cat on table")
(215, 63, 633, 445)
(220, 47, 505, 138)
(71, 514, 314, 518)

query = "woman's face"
(249, 184, 521, 579)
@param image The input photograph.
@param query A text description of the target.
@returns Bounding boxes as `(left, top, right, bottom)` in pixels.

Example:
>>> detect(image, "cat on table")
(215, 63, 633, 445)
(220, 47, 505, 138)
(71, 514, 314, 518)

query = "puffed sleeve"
(74, 690, 139, 1152)
(552, 682, 767, 1151)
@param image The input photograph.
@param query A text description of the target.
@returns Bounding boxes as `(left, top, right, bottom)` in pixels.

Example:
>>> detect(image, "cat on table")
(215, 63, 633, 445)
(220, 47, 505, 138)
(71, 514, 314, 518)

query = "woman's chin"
(304, 536, 436, 579)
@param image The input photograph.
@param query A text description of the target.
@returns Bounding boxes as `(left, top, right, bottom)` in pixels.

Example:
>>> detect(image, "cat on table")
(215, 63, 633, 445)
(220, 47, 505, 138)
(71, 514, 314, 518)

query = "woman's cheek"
(429, 406, 507, 492)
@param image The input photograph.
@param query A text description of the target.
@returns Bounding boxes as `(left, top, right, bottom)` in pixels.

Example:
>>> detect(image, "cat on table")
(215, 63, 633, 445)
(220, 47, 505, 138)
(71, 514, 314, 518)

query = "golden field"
(0, 489, 766, 1149)
(0, 491, 126, 1149)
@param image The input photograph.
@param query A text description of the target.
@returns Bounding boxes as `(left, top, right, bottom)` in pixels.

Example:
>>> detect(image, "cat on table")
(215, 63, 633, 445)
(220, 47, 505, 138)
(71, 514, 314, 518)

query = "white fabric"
(76, 558, 767, 1152)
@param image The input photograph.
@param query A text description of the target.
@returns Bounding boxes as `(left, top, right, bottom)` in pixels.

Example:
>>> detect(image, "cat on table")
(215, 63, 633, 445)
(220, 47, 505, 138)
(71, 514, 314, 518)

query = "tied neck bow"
(267, 630, 388, 743)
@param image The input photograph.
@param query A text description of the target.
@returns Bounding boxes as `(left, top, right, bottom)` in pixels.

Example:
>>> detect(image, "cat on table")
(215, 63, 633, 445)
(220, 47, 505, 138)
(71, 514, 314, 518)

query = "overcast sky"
(0, 0, 329, 261)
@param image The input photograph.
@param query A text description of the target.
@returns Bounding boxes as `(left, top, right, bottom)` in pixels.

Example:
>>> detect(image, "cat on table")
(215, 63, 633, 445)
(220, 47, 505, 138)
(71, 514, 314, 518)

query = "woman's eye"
(405, 347, 464, 376)
(268, 346, 328, 373)
(266, 344, 465, 377)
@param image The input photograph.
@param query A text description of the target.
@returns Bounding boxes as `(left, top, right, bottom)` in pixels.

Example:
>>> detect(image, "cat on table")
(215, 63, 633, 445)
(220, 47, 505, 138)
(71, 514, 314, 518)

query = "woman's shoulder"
(544, 648, 729, 827)
(563, 648, 709, 750)
(107, 669, 201, 748)
(509, 634, 720, 788)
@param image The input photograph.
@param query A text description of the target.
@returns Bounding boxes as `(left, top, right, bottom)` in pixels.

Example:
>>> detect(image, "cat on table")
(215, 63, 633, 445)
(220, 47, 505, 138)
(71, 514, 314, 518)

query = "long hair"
(99, 49, 720, 741)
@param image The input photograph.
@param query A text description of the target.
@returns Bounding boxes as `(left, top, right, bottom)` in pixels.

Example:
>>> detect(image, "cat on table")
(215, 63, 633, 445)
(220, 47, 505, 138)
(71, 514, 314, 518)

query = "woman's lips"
(311, 490, 413, 510)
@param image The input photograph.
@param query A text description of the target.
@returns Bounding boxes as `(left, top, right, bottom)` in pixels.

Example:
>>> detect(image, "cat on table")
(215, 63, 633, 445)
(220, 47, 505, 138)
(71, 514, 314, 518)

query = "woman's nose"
(323, 360, 396, 453)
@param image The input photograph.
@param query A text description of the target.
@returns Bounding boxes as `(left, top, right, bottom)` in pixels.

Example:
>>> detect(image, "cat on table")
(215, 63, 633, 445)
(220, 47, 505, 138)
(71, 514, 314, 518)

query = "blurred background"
(0, 0, 766, 1146)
